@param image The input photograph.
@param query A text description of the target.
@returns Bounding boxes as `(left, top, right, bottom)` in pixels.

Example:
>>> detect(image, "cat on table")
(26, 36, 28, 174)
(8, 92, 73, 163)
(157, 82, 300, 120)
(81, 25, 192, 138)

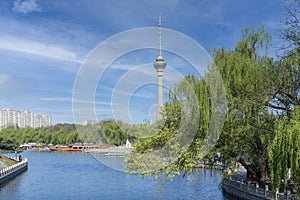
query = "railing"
(196, 161, 226, 170)
(223, 177, 298, 200)
(0, 158, 28, 179)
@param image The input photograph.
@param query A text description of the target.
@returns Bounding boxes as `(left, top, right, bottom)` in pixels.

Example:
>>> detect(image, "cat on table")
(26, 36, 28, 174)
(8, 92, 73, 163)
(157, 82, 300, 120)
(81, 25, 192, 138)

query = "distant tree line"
(0, 119, 139, 150)
(0, 123, 79, 150)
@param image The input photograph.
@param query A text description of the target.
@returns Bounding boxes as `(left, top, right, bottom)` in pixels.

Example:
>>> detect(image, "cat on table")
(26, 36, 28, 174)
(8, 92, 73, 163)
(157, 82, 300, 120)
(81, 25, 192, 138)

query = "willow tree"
(271, 0, 300, 117)
(125, 74, 212, 178)
(213, 28, 276, 184)
(125, 28, 277, 181)
(268, 107, 300, 194)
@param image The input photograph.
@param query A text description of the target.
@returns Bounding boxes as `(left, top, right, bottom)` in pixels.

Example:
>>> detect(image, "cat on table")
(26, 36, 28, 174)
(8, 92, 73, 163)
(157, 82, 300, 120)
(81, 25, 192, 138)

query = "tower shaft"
(156, 69, 164, 120)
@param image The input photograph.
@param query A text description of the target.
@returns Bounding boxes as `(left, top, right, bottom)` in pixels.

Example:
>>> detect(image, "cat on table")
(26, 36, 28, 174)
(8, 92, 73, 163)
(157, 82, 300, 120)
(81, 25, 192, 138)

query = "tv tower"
(153, 15, 167, 120)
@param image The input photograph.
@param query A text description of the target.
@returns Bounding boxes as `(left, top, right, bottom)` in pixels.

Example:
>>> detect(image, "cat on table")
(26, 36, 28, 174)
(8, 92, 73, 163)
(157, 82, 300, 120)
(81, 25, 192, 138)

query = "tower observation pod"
(153, 15, 167, 121)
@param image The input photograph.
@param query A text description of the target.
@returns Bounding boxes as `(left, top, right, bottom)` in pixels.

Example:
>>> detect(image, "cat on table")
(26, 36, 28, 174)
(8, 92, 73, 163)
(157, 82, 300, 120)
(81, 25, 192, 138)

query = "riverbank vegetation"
(0, 120, 135, 150)
(125, 0, 300, 197)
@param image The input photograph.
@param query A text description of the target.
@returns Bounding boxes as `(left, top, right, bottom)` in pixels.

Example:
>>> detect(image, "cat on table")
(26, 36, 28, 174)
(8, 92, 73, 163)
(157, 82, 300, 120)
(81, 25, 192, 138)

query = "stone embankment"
(222, 177, 298, 200)
(0, 158, 28, 185)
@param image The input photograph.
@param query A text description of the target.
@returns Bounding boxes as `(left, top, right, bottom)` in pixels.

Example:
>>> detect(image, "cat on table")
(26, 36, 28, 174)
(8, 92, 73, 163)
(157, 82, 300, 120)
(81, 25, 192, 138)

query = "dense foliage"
(126, 28, 277, 180)
(0, 119, 136, 150)
(77, 119, 135, 146)
(125, 75, 212, 178)
(212, 28, 276, 184)
(126, 1, 300, 195)
(0, 123, 79, 150)
(269, 107, 300, 192)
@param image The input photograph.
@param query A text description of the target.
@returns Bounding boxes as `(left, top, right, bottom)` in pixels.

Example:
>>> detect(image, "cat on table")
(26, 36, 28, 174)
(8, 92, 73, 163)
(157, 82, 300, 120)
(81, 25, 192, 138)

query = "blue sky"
(0, 0, 285, 124)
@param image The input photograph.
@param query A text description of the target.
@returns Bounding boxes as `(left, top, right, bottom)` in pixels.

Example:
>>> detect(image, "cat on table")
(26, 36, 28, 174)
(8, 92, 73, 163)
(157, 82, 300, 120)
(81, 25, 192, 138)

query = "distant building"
(83, 119, 98, 126)
(0, 108, 52, 130)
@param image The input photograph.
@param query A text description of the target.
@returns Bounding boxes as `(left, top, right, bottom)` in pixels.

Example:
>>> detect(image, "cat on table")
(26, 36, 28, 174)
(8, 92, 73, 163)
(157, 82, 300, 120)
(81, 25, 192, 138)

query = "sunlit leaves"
(269, 107, 300, 191)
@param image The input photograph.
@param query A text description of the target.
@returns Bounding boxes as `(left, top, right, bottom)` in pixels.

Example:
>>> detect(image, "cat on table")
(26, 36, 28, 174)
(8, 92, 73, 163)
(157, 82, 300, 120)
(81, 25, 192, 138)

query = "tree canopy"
(0, 120, 136, 150)
(125, 20, 300, 196)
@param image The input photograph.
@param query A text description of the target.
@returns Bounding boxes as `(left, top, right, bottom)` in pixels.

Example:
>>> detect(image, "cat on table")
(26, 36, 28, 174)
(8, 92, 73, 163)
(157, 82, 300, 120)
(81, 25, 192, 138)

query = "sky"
(0, 0, 286, 125)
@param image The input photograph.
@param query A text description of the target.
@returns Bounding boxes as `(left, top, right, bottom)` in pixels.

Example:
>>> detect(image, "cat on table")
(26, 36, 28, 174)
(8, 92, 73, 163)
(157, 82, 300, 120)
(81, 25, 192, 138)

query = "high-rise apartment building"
(0, 109, 52, 130)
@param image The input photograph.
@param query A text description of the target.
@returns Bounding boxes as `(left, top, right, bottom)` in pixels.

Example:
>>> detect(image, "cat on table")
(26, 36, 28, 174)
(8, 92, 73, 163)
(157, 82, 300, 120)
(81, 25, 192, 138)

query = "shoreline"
(222, 177, 298, 200)
(0, 157, 28, 185)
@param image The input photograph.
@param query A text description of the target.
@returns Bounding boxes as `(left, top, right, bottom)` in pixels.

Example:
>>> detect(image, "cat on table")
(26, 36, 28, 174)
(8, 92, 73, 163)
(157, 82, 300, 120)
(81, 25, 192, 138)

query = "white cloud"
(109, 62, 135, 71)
(39, 97, 70, 102)
(0, 35, 82, 64)
(40, 97, 114, 106)
(13, 0, 41, 14)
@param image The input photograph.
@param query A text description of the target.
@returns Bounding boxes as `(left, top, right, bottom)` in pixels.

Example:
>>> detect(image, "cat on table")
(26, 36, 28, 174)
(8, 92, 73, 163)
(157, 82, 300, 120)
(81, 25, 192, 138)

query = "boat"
(19, 143, 52, 152)
(61, 144, 108, 152)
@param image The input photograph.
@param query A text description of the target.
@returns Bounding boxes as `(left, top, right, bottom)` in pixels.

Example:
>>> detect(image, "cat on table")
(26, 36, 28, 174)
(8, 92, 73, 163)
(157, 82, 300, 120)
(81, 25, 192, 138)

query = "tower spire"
(156, 15, 164, 61)
(159, 15, 162, 57)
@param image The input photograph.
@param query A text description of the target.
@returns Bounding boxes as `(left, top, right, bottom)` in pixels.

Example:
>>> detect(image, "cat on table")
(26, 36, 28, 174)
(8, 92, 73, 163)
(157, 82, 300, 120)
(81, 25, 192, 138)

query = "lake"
(0, 152, 237, 200)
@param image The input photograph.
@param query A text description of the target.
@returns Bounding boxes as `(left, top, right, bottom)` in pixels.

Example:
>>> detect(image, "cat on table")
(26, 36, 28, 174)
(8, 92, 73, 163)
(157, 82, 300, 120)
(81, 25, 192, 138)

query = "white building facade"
(0, 108, 52, 130)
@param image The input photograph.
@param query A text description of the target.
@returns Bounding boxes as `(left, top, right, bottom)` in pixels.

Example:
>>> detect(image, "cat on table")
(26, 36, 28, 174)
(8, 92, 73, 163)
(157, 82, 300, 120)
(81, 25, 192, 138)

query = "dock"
(87, 147, 133, 156)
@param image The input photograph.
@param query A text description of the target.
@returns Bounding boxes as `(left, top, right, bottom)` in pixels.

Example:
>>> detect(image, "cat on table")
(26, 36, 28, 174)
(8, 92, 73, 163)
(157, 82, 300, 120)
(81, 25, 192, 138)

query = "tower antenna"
(158, 15, 162, 57)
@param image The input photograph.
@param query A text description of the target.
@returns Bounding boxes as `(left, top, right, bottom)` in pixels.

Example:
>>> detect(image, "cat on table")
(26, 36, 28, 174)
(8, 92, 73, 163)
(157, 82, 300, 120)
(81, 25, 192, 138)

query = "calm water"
(0, 152, 235, 200)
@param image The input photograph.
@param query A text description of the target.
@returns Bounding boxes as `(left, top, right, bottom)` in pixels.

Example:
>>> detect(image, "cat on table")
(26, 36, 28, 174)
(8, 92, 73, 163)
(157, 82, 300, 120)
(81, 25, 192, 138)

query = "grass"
(0, 156, 18, 169)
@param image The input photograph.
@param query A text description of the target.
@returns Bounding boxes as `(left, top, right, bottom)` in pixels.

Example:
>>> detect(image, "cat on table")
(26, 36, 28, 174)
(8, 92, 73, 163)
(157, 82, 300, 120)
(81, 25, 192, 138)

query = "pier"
(87, 146, 133, 156)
